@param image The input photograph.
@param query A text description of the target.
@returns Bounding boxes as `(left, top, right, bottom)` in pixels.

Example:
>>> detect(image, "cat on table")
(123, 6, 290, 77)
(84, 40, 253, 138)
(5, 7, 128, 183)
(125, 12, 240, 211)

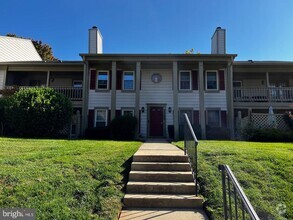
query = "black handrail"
(183, 113, 199, 196)
(219, 164, 260, 220)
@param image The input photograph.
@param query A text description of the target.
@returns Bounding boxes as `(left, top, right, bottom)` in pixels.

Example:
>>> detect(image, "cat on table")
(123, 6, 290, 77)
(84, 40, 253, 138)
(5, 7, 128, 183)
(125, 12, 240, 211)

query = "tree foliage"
(6, 33, 58, 61)
(4, 87, 72, 137)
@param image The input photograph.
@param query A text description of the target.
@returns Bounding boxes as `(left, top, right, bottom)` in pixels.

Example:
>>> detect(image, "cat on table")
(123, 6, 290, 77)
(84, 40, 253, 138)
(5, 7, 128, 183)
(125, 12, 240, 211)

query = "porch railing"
(219, 165, 260, 220)
(234, 87, 293, 102)
(4, 86, 83, 101)
(184, 113, 199, 196)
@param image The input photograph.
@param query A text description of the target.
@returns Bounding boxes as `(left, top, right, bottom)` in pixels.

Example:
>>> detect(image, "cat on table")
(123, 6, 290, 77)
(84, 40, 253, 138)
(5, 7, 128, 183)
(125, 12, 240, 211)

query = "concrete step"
(133, 155, 189, 162)
(123, 194, 203, 209)
(127, 181, 196, 194)
(129, 171, 194, 182)
(131, 162, 191, 171)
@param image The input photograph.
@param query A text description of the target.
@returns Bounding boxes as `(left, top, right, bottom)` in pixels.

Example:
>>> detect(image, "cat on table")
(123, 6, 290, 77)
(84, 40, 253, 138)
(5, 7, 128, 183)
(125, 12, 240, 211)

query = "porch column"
(135, 62, 141, 137)
(266, 72, 270, 87)
(135, 62, 141, 119)
(111, 61, 117, 120)
(226, 62, 235, 139)
(81, 61, 89, 135)
(46, 71, 50, 87)
(173, 61, 179, 140)
(198, 61, 206, 139)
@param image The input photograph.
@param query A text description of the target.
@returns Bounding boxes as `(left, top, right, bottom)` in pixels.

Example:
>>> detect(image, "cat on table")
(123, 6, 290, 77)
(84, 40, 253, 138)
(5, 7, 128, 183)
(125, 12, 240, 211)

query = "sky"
(1, 0, 293, 61)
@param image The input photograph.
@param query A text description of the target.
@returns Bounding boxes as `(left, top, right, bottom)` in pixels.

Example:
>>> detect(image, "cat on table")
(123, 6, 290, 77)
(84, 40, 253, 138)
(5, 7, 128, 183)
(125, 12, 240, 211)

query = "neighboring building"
(0, 27, 292, 139)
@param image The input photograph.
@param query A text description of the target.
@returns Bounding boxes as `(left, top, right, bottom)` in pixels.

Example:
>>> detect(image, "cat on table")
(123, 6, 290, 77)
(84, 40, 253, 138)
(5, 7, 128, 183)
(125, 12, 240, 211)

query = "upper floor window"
(206, 71, 218, 90)
(95, 109, 108, 127)
(97, 71, 109, 90)
(179, 71, 191, 90)
(123, 71, 134, 90)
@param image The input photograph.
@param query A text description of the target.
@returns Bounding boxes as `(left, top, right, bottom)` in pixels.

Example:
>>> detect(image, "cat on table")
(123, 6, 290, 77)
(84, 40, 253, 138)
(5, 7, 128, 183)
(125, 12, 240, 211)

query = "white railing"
(234, 87, 293, 102)
(4, 86, 83, 101)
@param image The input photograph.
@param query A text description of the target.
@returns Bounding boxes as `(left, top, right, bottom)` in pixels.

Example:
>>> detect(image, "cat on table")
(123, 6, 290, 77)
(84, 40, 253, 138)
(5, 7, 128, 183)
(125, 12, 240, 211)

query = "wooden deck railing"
(234, 87, 293, 102)
(4, 86, 83, 101)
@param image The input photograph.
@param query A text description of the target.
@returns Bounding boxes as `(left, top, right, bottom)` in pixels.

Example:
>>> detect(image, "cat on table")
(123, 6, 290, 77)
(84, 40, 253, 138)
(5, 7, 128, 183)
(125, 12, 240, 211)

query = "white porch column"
(173, 61, 179, 140)
(227, 62, 235, 139)
(46, 71, 50, 87)
(111, 61, 117, 120)
(135, 62, 141, 119)
(198, 61, 206, 139)
(81, 61, 89, 135)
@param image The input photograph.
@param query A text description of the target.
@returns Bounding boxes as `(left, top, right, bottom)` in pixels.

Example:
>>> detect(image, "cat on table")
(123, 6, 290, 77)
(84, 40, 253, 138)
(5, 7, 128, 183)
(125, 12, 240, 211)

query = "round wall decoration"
(151, 73, 162, 83)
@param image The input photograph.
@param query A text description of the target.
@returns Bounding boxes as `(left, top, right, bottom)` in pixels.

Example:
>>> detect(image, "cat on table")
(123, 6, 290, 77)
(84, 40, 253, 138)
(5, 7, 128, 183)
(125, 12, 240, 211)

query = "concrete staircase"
(123, 154, 203, 210)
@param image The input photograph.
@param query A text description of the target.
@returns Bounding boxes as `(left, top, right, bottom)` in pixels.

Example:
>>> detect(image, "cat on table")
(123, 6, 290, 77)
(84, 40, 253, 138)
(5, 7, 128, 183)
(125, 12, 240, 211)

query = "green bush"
(85, 127, 111, 140)
(241, 124, 293, 142)
(5, 87, 73, 137)
(206, 126, 230, 140)
(110, 116, 137, 140)
(284, 112, 293, 130)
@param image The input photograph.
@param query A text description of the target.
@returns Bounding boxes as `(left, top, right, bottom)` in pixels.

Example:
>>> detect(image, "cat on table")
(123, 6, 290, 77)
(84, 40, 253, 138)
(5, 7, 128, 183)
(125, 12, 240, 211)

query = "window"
(123, 71, 134, 90)
(73, 80, 83, 88)
(207, 110, 220, 127)
(97, 71, 109, 90)
(206, 71, 218, 90)
(179, 71, 191, 90)
(122, 109, 134, 116)
(95, 109, 108, 127)
(179, 110, 193, 125)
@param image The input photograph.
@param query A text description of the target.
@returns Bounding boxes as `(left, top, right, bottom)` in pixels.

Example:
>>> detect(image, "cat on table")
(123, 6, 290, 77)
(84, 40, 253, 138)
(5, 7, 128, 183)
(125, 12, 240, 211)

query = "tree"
(5, 87, 72, 137)
(6, 33, 58, 61)
(185, 48, 194, 54)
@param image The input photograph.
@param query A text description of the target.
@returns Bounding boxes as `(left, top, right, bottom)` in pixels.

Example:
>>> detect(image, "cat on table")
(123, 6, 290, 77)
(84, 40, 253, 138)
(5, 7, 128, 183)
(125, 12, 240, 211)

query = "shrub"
(84, 127, 111, 140)
(5, 87, 73, 137)
(241, 125, 293, 142)
(283, 112, 293, 130)
(110, 116, 137, 140)
(206, 126, 230, 140)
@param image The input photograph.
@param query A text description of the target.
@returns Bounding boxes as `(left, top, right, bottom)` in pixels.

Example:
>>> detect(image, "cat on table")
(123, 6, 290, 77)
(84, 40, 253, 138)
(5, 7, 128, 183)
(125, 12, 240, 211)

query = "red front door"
(149, 106, 164, 137)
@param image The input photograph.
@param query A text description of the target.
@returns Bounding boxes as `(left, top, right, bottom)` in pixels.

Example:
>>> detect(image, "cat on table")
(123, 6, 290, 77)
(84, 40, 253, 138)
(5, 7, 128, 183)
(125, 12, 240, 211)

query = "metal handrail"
(183, 113, 199, 196)
(219, 164, 260, 220)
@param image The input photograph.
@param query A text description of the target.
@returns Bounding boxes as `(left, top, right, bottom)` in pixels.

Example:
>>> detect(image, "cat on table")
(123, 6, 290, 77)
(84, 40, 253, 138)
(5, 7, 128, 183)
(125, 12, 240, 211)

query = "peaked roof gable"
(0, 36, 42, 62)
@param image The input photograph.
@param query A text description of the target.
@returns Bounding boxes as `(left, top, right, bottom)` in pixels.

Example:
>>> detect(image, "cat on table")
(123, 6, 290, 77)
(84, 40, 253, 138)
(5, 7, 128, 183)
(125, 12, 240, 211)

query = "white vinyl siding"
(178, 92, 199, 108)
(116, 92, 135, 109)
(204, 91, 227, 110)
(140, 69, 173, 137)
(123, 71, 135, 90)
(88, 90, 111, 109)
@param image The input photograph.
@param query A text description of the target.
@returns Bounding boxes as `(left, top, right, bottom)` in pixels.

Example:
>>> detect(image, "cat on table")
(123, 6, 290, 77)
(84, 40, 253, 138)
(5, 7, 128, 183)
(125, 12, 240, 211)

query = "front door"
(149, 106, 164, 137)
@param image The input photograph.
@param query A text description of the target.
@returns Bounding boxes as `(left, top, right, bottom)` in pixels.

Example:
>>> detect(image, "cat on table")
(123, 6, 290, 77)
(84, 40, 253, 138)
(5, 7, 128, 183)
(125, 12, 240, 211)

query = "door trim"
(147, 104, 166, 138)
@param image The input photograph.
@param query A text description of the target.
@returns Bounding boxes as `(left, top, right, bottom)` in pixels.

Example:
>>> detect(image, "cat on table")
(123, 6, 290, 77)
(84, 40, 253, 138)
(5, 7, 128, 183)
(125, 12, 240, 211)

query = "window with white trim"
(179, 71, 191, 90)
(123, 71, 135, 90)
(97, 71, 109, 90)
(207, 110, 220, 127)
(95, 109, 108, 127)
(122, 109, 134, 117)
(206, 71, 218, 90)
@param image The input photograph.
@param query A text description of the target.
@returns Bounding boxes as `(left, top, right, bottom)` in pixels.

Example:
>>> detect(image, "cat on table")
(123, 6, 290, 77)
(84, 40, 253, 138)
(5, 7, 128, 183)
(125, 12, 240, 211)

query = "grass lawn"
(174, 141, 293, 220)
(0, 138, 141, 219)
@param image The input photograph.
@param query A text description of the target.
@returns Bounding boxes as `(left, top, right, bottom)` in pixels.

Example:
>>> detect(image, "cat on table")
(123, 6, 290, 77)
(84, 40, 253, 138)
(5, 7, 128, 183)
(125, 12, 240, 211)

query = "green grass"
(174, 141, 293, 220)
(0, 138, 141, 219)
